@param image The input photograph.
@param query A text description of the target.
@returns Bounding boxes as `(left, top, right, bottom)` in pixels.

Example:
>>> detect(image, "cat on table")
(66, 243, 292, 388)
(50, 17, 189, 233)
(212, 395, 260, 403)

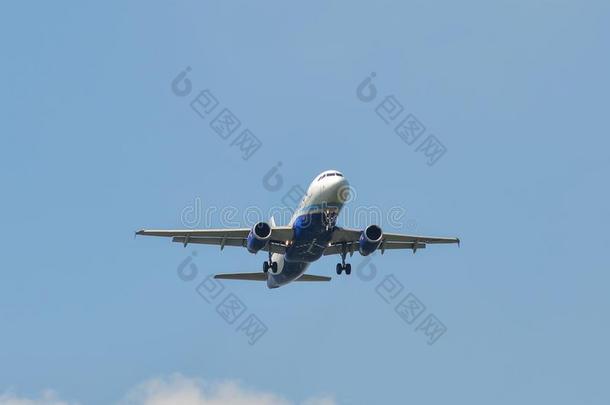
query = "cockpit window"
(318, 172, 343, 181)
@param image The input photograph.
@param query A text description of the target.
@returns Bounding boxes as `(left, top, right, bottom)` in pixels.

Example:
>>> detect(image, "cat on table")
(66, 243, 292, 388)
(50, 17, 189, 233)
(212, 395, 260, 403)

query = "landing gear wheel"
(265, 249, 278, 274)
(337, 246, 351, 275)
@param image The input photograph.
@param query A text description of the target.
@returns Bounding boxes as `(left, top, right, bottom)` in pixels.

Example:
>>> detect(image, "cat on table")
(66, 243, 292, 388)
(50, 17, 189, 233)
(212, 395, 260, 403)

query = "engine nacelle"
(359, 225, 383, 256)
(246, 222, 272, 253)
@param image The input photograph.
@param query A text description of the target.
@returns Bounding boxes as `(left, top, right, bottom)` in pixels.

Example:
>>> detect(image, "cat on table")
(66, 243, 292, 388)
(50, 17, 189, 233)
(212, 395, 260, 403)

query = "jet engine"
(247, 222, 272, 253)
(359, 225, 383, 256)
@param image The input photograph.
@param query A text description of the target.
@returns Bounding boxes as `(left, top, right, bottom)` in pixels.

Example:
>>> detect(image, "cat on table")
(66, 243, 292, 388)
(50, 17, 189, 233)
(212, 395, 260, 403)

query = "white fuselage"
(267, 170, 349, 288)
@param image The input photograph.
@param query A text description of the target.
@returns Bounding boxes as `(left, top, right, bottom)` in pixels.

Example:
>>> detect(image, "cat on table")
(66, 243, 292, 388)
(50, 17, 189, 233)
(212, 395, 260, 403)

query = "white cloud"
(118, 374, 289, 405)
(119, 374, 335, 405)
(301, 398, 337, 405)
(0, 390, 78, 405)
(1, 375, 336, 405)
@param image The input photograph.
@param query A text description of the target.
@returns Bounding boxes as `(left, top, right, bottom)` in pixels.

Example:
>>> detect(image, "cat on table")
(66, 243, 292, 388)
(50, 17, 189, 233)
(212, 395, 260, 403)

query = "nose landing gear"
(322, 209, 338, 231)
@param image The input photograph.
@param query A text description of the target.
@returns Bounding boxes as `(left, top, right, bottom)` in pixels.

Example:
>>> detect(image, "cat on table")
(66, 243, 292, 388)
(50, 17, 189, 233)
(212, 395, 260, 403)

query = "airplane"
(136, 170, 459, 288)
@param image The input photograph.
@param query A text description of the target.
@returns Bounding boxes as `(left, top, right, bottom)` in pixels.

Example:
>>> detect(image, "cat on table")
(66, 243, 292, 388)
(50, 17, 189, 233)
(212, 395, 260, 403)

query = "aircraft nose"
(327, 176, 350, 203)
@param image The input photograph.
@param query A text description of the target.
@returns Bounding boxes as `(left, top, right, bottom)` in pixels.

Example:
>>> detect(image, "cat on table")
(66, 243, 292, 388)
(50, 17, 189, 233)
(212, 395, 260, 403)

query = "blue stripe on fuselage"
(267, 202, 344, 288)
(285, 213, 334, 263)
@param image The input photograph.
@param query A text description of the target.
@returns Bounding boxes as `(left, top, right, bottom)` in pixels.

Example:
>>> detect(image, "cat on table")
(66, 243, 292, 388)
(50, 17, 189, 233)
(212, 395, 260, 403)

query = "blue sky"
(1, 1, 609, 404)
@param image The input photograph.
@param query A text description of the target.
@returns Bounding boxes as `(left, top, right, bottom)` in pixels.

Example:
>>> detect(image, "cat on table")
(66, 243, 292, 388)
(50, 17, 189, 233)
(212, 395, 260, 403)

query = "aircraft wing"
(324, 227, 459, 255)
(135, 226, 293, 254)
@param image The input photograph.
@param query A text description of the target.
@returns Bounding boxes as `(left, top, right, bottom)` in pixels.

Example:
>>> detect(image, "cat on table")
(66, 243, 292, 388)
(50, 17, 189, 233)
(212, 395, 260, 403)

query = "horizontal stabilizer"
(296, 274, 331, 282)
(213, 273, 331, 282)
(214, 272, 266, 281)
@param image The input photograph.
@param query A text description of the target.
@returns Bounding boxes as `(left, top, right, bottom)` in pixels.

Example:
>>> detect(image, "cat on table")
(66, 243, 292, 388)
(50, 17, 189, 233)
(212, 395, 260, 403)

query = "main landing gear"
(336, 263, 351, 275)
(263, 261, 277, 273)
(336, 248, 351, 275)
(263, 249, 278, 273)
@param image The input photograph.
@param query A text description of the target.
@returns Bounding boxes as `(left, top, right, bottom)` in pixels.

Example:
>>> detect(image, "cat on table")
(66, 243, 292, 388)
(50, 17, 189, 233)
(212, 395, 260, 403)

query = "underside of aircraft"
(137, 170, 459, 288)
